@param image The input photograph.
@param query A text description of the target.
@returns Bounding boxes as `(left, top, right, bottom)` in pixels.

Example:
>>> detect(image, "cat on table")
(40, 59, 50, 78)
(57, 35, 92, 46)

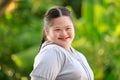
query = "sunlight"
(11, 55, 22, 68)
(113, 24, 120, 37)
(21, 76, 28, 80)
(5, 1, 17, 13)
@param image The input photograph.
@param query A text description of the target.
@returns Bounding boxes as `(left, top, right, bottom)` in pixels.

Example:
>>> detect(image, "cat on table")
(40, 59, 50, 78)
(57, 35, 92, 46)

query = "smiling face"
(45, 16, 75, 49)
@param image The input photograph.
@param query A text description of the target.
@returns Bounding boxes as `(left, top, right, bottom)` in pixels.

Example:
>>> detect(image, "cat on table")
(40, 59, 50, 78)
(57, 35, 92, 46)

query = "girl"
(30, 7, 94, 80)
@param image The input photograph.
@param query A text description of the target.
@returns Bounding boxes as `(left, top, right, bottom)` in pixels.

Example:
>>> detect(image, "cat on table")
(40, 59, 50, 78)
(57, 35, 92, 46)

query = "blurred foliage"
(0, 0, 120, 80)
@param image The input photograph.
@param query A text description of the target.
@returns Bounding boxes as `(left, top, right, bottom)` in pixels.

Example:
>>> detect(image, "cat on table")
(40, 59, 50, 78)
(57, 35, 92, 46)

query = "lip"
(58, 37, 70, 41)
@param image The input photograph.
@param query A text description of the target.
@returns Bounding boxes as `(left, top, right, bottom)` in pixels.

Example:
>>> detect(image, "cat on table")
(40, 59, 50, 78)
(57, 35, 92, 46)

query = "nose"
(61, 30, 67, 36)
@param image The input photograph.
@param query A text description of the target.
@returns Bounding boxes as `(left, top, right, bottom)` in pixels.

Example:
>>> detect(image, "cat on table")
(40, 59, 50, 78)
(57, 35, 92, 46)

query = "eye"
(55, 29, 61, 31)
(66, 27, 71, 30)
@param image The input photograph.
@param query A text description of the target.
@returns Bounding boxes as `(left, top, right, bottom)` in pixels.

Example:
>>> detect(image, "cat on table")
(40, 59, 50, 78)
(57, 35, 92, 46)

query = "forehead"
(50, 16, 73, 28)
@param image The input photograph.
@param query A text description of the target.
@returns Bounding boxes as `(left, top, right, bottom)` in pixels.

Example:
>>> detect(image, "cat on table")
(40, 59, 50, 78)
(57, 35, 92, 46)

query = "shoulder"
(40, 43, 68, 57)
(72, 48, 88, 61)
(40, 44, 64, 54)
(34, 44, 66, 68)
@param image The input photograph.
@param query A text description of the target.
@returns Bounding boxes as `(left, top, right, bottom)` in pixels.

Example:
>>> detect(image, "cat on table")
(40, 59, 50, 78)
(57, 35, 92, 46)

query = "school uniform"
(30, 41, 94, 80)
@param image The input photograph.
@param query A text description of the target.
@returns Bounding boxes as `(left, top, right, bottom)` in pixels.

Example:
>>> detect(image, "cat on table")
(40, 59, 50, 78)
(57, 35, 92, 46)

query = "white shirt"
(30, 41, 94, 80)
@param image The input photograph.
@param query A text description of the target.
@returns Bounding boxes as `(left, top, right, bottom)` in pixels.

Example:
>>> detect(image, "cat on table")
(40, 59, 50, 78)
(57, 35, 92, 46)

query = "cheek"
(72, 28, 75, 35)
(73, 30, 75, 36)
(49, 31, 58, 38)
(69, 30, 75, 36)
(71, 31, 75, 40)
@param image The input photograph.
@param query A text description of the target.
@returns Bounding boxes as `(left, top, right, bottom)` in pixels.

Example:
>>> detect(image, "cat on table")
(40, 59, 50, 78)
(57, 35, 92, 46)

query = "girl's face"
(45, 16, 75, 49)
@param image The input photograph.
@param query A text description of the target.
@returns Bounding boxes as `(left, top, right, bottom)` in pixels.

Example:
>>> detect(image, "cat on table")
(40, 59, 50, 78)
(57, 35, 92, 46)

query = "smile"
(58, 37, 70, 41)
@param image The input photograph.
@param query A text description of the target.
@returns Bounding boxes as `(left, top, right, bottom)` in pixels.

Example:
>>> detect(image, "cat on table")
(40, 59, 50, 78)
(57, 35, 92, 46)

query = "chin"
(54, 41, 71, 47)
(60, 43, 70, 48)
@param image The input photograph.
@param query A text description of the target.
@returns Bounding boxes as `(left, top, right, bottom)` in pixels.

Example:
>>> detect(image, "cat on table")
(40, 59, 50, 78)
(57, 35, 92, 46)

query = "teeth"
(62, 37, 68, 40)
(59, 37, 69, 40)
(63, 38, 66, 39)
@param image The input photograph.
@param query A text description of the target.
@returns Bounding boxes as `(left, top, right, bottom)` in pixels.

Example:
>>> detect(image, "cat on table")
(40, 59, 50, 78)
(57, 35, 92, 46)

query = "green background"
(0, 0, 120, 80)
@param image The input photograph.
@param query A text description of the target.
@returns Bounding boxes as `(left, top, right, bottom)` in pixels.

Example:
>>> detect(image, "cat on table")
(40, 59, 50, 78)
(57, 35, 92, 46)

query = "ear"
(43, 27, 49, 36)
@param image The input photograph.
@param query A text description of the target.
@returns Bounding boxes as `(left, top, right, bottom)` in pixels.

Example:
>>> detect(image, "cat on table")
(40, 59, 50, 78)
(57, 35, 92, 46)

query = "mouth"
(58, 37, 70, 41)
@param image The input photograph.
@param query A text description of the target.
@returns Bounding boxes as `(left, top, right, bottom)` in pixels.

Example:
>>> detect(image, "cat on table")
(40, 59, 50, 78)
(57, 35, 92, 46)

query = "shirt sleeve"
(30, 47, 65, 80)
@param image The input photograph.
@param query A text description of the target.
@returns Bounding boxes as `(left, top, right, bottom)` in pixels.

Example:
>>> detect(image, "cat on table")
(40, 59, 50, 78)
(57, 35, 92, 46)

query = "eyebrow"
(54, 25, 73, 28)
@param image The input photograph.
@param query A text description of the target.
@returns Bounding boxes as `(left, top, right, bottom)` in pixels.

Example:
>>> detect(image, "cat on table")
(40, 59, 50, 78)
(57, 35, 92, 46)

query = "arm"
(30, 47, 65, 80)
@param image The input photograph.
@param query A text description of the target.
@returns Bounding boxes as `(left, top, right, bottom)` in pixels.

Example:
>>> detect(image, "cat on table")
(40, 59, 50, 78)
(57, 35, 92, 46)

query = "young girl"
(30, 7, 94, 80)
